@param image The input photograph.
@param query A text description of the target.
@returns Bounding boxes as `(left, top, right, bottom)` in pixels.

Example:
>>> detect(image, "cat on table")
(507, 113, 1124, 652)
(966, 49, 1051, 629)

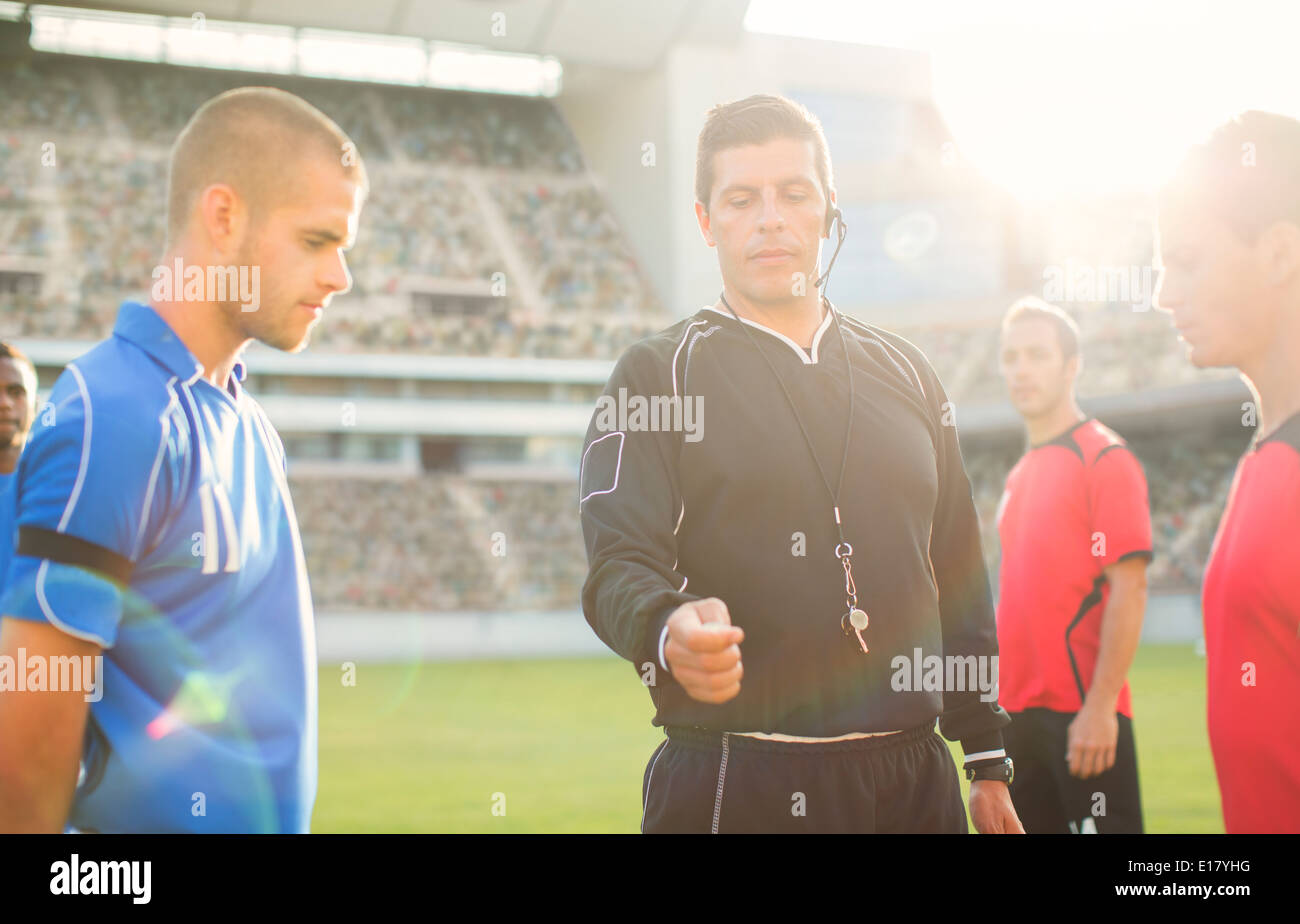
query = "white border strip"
(578, 430, 624, 506)
(34, 560, 111, 648)
(641, 739, 668, 834)
(701, 304, 833, 364)
(132, 377, 178, 560)
(962, 748, 1007, 764)
(672, 319, 710, 397)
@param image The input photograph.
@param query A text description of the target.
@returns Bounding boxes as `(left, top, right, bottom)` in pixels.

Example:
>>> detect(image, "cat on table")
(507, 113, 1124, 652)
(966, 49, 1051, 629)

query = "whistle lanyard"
(718, 292, 870, 653)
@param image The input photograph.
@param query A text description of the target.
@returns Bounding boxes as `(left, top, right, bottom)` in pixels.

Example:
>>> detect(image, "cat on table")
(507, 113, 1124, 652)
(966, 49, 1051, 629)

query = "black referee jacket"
(578, 302, 1009, 758)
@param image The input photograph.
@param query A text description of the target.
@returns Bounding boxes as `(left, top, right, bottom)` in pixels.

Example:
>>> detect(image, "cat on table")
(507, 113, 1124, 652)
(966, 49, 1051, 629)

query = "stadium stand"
(382, 84, 583, 172)
(0, 135, 50, 257)
(0, 52, 660, 358)
(293, 476, 587, 611)
(349, 170, 502, 291)
(890, 306, 1235, 408)
(0, 55, 107, 136)
(490, 178, 655, 316)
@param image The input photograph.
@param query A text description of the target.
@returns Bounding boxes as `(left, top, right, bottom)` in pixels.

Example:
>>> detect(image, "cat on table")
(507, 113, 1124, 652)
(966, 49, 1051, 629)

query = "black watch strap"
(966, 757, 1014, 784)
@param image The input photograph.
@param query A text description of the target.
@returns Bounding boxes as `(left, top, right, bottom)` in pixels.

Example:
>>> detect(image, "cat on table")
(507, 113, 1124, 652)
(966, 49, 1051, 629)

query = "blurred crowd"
(0, 135, 49, 256)
(0, 54, 660, 356)
(0, 55, 577, 171)
(58, 144, 167, 297)
(0, 56, 106, 136)
(311, 312, 661, 358)
(491, 181, 653, 315)
(895, 306, 1235, 407)
(383, 86, 583, 172)
(348, 172, 501, 291)
(292, 476, 587, 611)
(1142, 438, 1243, 588)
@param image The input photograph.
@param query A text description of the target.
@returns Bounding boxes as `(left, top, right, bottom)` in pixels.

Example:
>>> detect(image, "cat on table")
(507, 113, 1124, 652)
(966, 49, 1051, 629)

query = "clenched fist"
(664, 597, 744, 704)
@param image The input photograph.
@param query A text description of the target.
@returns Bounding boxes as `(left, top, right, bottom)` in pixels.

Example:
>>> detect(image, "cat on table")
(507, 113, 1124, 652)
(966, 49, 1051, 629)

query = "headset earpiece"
(824, 207, 842, 237)
(814, 208, 847, 292)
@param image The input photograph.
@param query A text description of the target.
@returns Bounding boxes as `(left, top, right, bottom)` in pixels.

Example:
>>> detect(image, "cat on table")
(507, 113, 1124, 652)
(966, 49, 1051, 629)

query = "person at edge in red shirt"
(1156, 110, 1300, 834)
(995, 296, 1152, 833)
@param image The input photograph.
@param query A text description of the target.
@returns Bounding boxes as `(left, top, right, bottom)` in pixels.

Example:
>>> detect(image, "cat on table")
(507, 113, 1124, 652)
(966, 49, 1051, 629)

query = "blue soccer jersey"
(0, 470, 14, 592)
(0, 300, 317, 833)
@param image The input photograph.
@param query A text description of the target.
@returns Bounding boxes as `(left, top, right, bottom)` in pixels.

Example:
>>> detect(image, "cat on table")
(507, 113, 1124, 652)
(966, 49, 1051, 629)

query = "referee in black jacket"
(579, 94, 1023, 834)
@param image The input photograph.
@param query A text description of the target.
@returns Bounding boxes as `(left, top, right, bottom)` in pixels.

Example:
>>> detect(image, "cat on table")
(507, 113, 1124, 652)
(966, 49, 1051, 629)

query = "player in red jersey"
(1156, 111, 1300, 833)
(995, 297, 1152, 833)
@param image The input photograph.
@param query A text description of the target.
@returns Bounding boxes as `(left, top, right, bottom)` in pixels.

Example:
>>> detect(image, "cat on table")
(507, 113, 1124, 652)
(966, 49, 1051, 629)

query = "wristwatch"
(965, 757, 1014, 784)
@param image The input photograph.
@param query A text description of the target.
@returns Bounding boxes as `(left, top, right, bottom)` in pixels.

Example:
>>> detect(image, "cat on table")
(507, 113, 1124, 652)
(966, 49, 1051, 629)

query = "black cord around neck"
(719, 291, 855, 547)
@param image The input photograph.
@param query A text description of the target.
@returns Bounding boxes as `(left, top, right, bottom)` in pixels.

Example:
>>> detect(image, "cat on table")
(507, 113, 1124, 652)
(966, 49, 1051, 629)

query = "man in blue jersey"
(0, 342, 38, 586)
(0, 87, 367, 832)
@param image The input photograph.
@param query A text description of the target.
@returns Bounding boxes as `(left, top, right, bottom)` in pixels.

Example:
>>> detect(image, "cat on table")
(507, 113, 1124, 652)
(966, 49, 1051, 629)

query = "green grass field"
(313, 642, 1222, 832)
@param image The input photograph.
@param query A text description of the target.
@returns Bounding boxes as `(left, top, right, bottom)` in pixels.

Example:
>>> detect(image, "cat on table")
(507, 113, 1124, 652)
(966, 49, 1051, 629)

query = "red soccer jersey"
(995, 418, 1153, 718)
(1202, 412, 1300, 833)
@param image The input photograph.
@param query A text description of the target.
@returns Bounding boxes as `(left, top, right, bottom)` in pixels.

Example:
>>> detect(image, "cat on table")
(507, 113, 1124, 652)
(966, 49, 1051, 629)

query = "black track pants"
(1003, 708, 1144, 834)
(641, 723, 969, 834)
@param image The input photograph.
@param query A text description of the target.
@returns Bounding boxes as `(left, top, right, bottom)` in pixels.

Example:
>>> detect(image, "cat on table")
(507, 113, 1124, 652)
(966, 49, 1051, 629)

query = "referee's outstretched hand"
(664, 598, 744, 704)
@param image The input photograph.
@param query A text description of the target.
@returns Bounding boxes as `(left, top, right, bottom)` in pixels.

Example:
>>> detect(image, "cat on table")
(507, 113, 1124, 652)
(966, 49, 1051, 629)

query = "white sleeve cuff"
(962, 748, 1006, 765)
(658, 624, 671, 673)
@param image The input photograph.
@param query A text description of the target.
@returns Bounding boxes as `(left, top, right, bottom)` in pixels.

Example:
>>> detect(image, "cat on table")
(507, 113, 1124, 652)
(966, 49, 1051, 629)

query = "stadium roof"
(29, 0, 751, 71)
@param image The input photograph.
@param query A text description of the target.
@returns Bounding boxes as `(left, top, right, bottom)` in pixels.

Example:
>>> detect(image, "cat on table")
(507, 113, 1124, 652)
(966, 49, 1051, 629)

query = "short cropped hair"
(1160, 109, 1300, 244)
(1002, 296, 1081, 361)
(0, 340, 37, 396)
(166, 86, 368, 246)
(695, 94, 835, 212)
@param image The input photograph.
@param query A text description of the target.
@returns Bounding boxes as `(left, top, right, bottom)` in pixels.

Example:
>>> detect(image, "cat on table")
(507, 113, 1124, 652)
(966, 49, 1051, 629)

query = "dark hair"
(1161, 109, 1300, 243)
(0, 340, 36, 386)
(695, 94, 834, 215)
(1001, 296, 1081, 361)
